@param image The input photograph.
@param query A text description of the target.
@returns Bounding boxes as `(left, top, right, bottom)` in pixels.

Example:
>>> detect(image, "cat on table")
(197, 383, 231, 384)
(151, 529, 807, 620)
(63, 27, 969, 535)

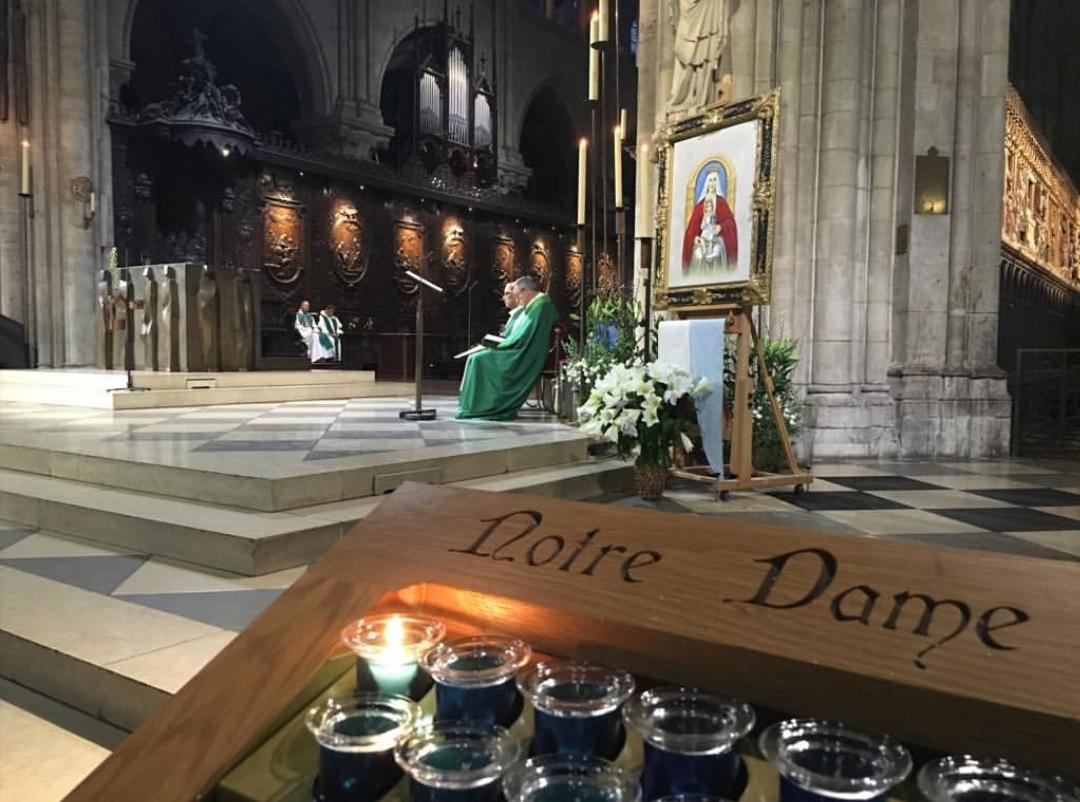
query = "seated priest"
(294, 300, 316, 360)
(500, 281, 524, 336)
(457, 275, 556, 421)
(316, 304, 343, 362)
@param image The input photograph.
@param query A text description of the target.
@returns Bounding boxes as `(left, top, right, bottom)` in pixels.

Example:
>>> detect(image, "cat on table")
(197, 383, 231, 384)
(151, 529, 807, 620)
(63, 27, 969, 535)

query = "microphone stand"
(399, 270, 444, 421)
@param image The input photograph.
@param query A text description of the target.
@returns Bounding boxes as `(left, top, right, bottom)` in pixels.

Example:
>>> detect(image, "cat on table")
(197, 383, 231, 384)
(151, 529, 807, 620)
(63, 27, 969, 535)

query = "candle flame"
(385, 615, 406, 662)
(21, 140, 30, 148)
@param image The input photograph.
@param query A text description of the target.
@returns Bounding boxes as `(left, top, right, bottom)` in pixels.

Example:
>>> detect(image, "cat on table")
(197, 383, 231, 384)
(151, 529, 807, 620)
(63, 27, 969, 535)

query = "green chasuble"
(457, 293, 557, 420)
(501, 306, 523, 337)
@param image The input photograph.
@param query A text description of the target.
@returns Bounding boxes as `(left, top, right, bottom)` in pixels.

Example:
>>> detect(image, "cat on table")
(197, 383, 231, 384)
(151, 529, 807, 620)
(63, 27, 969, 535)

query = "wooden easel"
(673, 305, 812, 499)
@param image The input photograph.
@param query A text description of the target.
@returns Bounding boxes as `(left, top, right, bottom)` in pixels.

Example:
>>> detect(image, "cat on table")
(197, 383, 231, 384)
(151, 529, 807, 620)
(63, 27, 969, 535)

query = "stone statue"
(197, 266, 219, 371)
(141, 267, 158, 371)
(97, 270, 114, 370)
(234, 275, 254, 370)
(159, 266, 180, 371)
(668, 0, 730, 111)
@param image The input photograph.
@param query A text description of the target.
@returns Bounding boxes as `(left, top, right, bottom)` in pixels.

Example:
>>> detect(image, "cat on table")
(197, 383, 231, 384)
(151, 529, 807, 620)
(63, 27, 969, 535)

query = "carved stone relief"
(442, 218, 469, 293)
(529, 240, 551, 291)
(564, 248, 583, 310)
(331, 199, 368, 286)
(394, 219, 425, 296)
(597, 252, 618, 297)
(263, 203, 303, 284)
(491, 235, 515, 300)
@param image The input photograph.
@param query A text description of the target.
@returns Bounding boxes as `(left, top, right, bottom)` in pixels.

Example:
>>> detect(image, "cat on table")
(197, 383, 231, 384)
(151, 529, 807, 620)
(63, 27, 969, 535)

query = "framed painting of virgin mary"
(654, 90, 779, 311)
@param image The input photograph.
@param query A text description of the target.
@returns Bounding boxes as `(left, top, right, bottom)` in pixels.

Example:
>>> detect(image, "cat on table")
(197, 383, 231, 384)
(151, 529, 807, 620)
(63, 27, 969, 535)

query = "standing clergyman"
(317, 304, 343, 362)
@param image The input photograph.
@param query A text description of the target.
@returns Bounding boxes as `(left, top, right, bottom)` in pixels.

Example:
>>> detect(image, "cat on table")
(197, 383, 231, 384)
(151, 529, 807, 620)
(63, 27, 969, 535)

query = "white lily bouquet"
(577, 361, 711, 468)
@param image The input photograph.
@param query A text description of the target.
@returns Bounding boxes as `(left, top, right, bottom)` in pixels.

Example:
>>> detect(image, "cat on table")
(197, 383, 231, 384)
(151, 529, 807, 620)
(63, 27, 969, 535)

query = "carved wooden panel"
(491, 234, 515, 300)
(564, 247, 583, 309)
(529, 239, 551, 291)
(597, 251, 617, 297)
(263, 203, 303, 284)
(394, 218, 425, 296)
(331, 198, 367, 286)
(441, 217, 469, 294)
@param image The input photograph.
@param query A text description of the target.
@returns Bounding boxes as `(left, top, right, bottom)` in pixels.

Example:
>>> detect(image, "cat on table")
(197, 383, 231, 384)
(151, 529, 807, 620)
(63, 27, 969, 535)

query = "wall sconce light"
(914, 146, 950, 215)
(71, 176, 95, 228)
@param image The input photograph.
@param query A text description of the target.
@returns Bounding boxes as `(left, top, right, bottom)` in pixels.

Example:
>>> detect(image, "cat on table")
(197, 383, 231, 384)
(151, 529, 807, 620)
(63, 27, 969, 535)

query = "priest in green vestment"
(457, 276, 557, 420)
(500, 281, 524, 337)
(316, 304, 343, 362)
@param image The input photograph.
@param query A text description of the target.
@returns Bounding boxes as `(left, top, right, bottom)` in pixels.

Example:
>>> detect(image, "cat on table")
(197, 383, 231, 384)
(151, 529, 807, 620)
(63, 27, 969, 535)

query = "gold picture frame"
(654, 90, 779, 311)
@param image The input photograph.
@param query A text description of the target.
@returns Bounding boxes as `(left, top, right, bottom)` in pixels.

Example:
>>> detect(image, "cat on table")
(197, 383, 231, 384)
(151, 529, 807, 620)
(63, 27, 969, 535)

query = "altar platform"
(0, 368, 407, 410)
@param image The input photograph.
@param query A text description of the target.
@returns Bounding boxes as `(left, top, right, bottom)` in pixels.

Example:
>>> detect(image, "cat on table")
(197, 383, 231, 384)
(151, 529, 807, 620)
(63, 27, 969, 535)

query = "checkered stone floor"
(0, 396, 561, 467)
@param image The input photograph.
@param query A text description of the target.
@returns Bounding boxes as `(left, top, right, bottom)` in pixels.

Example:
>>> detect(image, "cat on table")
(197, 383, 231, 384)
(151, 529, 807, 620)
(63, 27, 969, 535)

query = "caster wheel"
(794, 484, 806, 495)
(718, 490, 730, 502)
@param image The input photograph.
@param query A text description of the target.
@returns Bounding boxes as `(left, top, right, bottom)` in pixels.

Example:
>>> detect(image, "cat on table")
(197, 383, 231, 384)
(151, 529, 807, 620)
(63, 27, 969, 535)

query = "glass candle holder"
(918, 756, 1080, 802)
(341, 614, 445, 701)
(623, 687, 754, 800)
(655, 797, 728, 802)
(518, 661, 635, 760)
(759, 719, 912, 802)
(395, 721, 521, 802)
(503, 754, 641, 802)
(421, 635, 532, 727)
(306, 693, 420, 802)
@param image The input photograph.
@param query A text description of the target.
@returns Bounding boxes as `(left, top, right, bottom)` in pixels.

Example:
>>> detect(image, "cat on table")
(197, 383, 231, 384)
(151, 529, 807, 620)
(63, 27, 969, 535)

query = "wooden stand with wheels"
(673, 305, 812, 500)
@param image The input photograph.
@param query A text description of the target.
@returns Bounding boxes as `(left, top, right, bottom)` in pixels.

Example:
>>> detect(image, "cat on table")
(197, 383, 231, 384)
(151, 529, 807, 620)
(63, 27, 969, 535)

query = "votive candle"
(624, 687, 754, 799)
(759, 719, 912, 802)
(306, 693, 420, 802)
(341, 614, 446, 701)
(422, 635, 532, 727)
(918, 756, 1080, 802)
(503, 755, 640, 802)
(518, 661, 635, 760)
(396, 721, 521, 802)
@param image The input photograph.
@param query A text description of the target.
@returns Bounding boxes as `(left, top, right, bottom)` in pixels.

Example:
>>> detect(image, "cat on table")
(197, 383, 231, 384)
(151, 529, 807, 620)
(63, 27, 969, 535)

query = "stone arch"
(373, 22, 442, 118)
(115, 0, 332, 119)
(514, 76, 584, 149)
(517, 79, 581, 208)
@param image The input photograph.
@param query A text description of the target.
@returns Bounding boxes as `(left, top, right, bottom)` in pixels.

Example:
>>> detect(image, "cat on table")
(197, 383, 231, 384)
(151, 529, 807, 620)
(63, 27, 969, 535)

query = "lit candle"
(19, 140, 31, 196)
(598, 0, 609, 43)
(341, 614, 446, 701)
(613, 125, 623, 208)
(577, 138, 588, 226)
(589, 10, 599, 46)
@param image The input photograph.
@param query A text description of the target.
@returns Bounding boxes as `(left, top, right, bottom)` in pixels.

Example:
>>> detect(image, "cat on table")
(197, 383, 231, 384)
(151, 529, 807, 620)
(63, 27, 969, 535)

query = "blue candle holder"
(503, 754, 641, 802)
(421, 635, 532, 727)
(918, 756, 1080, 802)
(517, 661, 635, 760)
(759, 719, 912, 802)
(395, 721, 521, 802)
(305, 693, 420, 802)
(341, 614, 445, 701)
(623, 687, 754, 799)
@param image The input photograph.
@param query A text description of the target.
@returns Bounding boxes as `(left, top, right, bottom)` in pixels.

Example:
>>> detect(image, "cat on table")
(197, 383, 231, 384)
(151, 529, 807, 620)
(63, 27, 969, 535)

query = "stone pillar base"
(887, 369, 1012, 458)
(293, 101, 394, 161)
(802, 371, 1012, 460)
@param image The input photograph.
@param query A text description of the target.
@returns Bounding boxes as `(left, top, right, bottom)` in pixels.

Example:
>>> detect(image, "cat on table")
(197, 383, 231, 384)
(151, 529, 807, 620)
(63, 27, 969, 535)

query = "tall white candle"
(589, 10, 599, 46)
(598, 0, 609, 42)
(613, 125, 623, 207)
(588, 45, 599, 102)
(620, 108, 628, 135)
(637, 143, 652, 237)
(19, 140, 31, 196)
(577, 138, 588, 226)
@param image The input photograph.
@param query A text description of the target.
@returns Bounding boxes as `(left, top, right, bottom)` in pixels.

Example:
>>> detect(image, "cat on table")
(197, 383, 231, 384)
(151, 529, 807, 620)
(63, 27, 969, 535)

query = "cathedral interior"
(0, 1, 1077, 800)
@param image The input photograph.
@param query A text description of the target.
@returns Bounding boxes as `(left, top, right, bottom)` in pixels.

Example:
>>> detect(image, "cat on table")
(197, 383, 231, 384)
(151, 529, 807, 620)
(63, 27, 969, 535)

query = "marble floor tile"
(819, 509, 988, 535)
(1037, 505, 1080, 521)
(1, 554, 147, 595)
(1005, 531, 1080, 558)
(969, 488, 1080, 507)
(704, 510, 866, 536)
(104, 630, 238, 693)
(195, 440, 319, 452)
(932, 507, 1078, 532)
(113, 557, 306, 596)
(877, 532, 1076, 561)
(770, 491, 907, 512)
(864, 490, 1016, 510)
(908, 474, 1044, 491)
(214, 429, 330, 442)
(0, 568, 223, 666)
(0, 531, 140, 559)
(118, 589, 283, 630)
(136, 422, 240, 432)
(0, 700, 109, 802)
(0, 526, 34, 551)
(935, 461, 1057, 476)
(308, 438, 427, 452)
(802, 464, 892, 477)
(665, 489, 802, 514)
(824, 475, 947, 492)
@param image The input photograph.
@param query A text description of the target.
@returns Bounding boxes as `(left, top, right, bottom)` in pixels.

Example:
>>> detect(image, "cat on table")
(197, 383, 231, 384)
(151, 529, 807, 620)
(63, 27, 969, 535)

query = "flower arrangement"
(723, 336, 802, 471)
(561, 293, 639, 387)
(578, 361, 711, 469)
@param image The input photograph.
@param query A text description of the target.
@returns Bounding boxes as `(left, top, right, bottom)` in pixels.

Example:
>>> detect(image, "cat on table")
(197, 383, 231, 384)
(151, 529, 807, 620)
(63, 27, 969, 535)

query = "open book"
(454, 333, 505, 360)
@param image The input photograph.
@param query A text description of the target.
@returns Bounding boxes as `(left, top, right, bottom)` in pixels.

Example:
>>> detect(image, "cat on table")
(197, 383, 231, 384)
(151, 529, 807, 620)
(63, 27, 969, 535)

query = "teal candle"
(341, 614, 445, 701)
(759, 719, 912, 802)
(396, 721, 521, 802)
(503, 755, 640, 802)
(918, 756, 1080, 802)
(306, 693, 420, 802)
(421, 636, 532, 727)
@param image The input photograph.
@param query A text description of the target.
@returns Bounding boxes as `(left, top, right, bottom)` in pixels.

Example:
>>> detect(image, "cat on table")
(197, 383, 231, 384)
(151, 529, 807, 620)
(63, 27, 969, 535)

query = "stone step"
(0, 433, 592, 512)
(0, 368, 375, 389)
(0, 461, 630, 575)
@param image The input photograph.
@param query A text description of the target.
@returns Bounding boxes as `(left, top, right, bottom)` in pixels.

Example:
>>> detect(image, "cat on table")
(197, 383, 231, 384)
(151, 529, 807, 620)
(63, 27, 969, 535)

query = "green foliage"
(723, 336, 802, 452)
(561, 291, 640, 384)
